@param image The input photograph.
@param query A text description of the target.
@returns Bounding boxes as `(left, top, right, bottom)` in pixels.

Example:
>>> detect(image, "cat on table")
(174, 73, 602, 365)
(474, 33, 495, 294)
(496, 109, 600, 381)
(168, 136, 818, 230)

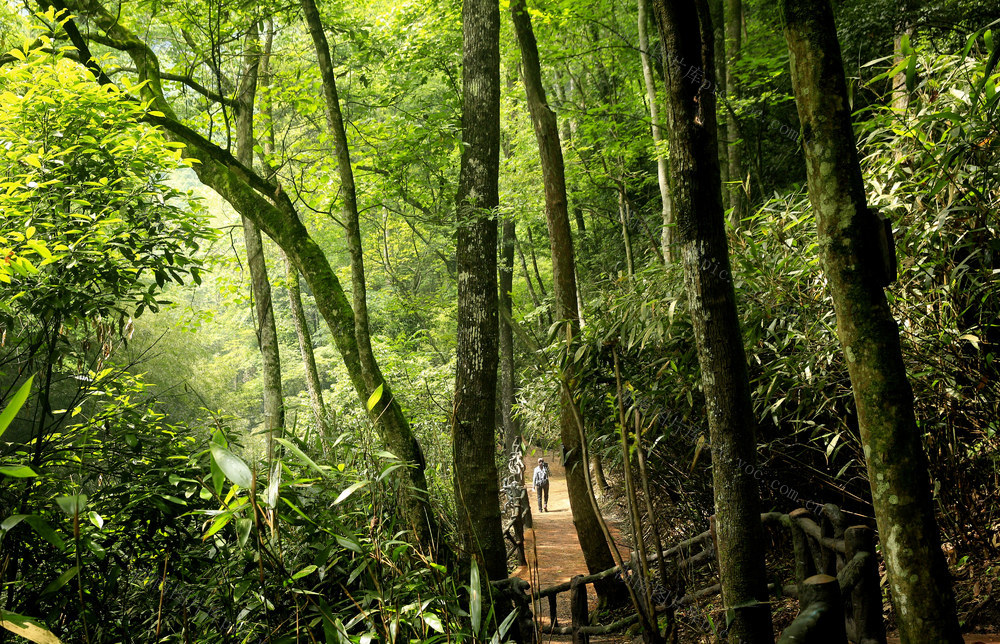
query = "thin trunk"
(892, 27, 912, 112)
(590, 450, 610, 491)
(500, 217, 529, 563)
(725, 0, 746, 223)
(652, 1, 773, 641)
(618, 190, 636, 279)
(453, 0, 507, 583)
(299, 0, 438, 551)
(235, 23, 283, 462)
(780, 3, 962, 641)
(510, 0, 620, 600)
(524, 226, 548, 297)
(638, 0, 675, 262)
(709, 0, 730, 214)
(283, 253, 331, 454)
(515, 234, 543, 312)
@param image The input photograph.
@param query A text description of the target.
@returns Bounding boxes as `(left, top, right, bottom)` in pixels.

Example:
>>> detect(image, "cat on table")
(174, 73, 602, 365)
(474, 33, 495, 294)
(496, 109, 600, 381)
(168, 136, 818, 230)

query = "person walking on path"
(532, 457, 549, 512)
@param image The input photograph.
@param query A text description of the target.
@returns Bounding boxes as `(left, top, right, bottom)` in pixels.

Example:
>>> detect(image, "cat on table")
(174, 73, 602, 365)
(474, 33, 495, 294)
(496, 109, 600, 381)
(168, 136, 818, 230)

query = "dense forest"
(1, 0, 998, 641)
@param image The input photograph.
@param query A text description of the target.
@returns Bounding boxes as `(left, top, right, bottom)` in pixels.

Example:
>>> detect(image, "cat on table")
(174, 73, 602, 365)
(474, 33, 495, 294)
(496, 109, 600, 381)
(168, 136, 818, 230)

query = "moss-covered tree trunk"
(234, 23, 284, 462)
(651, 1, 773, 641)
(452, 0, 507, 582)
(779, 3, 962, 642)
(510, 0, 620, 598)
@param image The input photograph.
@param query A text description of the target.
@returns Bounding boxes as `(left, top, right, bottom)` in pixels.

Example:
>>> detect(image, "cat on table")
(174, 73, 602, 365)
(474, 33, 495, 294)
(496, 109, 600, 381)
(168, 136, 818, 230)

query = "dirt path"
(513, 451, 630, 643)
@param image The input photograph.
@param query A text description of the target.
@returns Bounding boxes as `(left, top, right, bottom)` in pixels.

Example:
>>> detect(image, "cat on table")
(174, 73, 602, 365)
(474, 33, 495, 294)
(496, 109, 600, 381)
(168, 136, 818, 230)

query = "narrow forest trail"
(513, 451, 630, 643)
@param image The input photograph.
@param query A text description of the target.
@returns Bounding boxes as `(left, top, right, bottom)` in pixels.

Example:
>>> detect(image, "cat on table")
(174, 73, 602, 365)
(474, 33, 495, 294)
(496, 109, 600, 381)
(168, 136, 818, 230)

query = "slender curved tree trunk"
(510, 0, 620, 599)
(298, 0, 439, 551)
(452, 0, 507, 582)
(69, 0, 439, 554)
(235, 23, 284, 462)
(651, 1, 773, 641)
(779, 3, 962, 641)
(638, 0, 675, 262)
(284, 253, 331, 454)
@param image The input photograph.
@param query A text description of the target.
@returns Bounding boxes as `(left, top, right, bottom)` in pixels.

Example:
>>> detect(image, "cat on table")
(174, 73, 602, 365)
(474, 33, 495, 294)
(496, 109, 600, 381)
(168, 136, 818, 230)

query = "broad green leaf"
(0, 465, 38, 478)
(87, 512, 103, 530)
(210, 444, 252, 488)
(41, 566, 78, 595)
(0, 609, 62, 644)
(291, 564, 317, 580)
(0, 376, 33, 438)
(366, 383, 384, 411)
(55, 495, 87, 517)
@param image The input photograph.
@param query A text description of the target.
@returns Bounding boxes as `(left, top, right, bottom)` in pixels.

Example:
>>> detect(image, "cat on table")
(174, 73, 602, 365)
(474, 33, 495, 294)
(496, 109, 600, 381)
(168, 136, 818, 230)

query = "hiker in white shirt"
(531, 457, 549, 512)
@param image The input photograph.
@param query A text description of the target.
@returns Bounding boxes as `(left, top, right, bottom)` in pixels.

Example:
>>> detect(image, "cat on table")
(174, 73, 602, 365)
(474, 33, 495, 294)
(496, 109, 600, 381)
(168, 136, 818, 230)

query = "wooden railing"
(494, 504, 887, 644)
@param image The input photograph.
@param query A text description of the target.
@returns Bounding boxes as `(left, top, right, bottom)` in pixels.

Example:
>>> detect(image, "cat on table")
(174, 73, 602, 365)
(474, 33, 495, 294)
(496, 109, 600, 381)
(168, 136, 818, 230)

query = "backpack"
(535, 464, 549, 486)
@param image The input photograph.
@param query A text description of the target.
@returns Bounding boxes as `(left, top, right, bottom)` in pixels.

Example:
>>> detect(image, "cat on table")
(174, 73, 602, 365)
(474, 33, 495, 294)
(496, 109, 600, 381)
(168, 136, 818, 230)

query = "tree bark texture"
(235, 23, 284, 462)
(67, 0, 439, 553)
(453, 0, 507, 581)
(638, 0, 675, 262)
(725, 0, 746, 223)
(651, 1, 773, 641)
(779, 3, 962, 642)
(510, 0, 620, 597)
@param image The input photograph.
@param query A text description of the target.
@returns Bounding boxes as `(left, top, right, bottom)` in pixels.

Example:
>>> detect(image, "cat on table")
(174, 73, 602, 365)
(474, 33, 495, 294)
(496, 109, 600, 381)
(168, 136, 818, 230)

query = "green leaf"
(422, 612, 444, 633)
(0, 376, 33, 438)
(366, 383, 384, 411)
(22, 515, 65, 551)
(291, 564, 317, 580)
(210, 444, 253, 488)
(0, 465, 38, 478)
(87, 512, 103, 530)
(41, 566, 78, 595)
(334, 480, 367, 505)
(0, 609, 63, 644)
(469, 559, 482, 634)
(55, 495, 87, 517)
(236, 517, 252, 547)
(202, 513, 232, 540)
(274, 437, 327, 477)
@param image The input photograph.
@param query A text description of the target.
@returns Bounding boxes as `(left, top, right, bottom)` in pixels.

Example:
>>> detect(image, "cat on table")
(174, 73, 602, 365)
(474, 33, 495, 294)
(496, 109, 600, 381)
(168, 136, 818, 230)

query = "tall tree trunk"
(235, 23, 284, 462)
(453, 0, 507, 582)
(780, 3, 962, 641)
(283, 253, 331, 453)
(298, 0, 439, 551)
(725, 0, 746, 223)
(69, 0, 440, 554)
(500, 217, 530, 559)
(651, 1, 773, 641)
(638, 0, 675, 262)
(510, 0, 619, 599)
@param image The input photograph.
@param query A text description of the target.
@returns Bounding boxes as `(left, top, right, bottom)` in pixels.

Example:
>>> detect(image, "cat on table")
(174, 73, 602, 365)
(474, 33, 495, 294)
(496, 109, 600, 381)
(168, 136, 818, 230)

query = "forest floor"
(512, 451, 631, 643)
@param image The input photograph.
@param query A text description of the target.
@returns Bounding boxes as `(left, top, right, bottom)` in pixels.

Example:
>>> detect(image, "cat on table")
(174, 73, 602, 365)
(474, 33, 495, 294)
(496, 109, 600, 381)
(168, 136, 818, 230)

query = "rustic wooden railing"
(494, 504, 887, 644)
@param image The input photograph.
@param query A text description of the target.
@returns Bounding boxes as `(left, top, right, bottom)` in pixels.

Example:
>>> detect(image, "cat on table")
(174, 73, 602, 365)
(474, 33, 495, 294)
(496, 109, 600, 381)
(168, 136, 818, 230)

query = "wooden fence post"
(786, 509, 817, 607)
(778, 574, 848, 643)
(570, 575, 589, 644)
(845, 526, 887, 644)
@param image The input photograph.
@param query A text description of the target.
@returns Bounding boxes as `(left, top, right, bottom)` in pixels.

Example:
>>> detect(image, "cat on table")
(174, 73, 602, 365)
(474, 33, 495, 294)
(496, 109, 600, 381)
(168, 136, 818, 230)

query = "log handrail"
(516, 506, 880, 642)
